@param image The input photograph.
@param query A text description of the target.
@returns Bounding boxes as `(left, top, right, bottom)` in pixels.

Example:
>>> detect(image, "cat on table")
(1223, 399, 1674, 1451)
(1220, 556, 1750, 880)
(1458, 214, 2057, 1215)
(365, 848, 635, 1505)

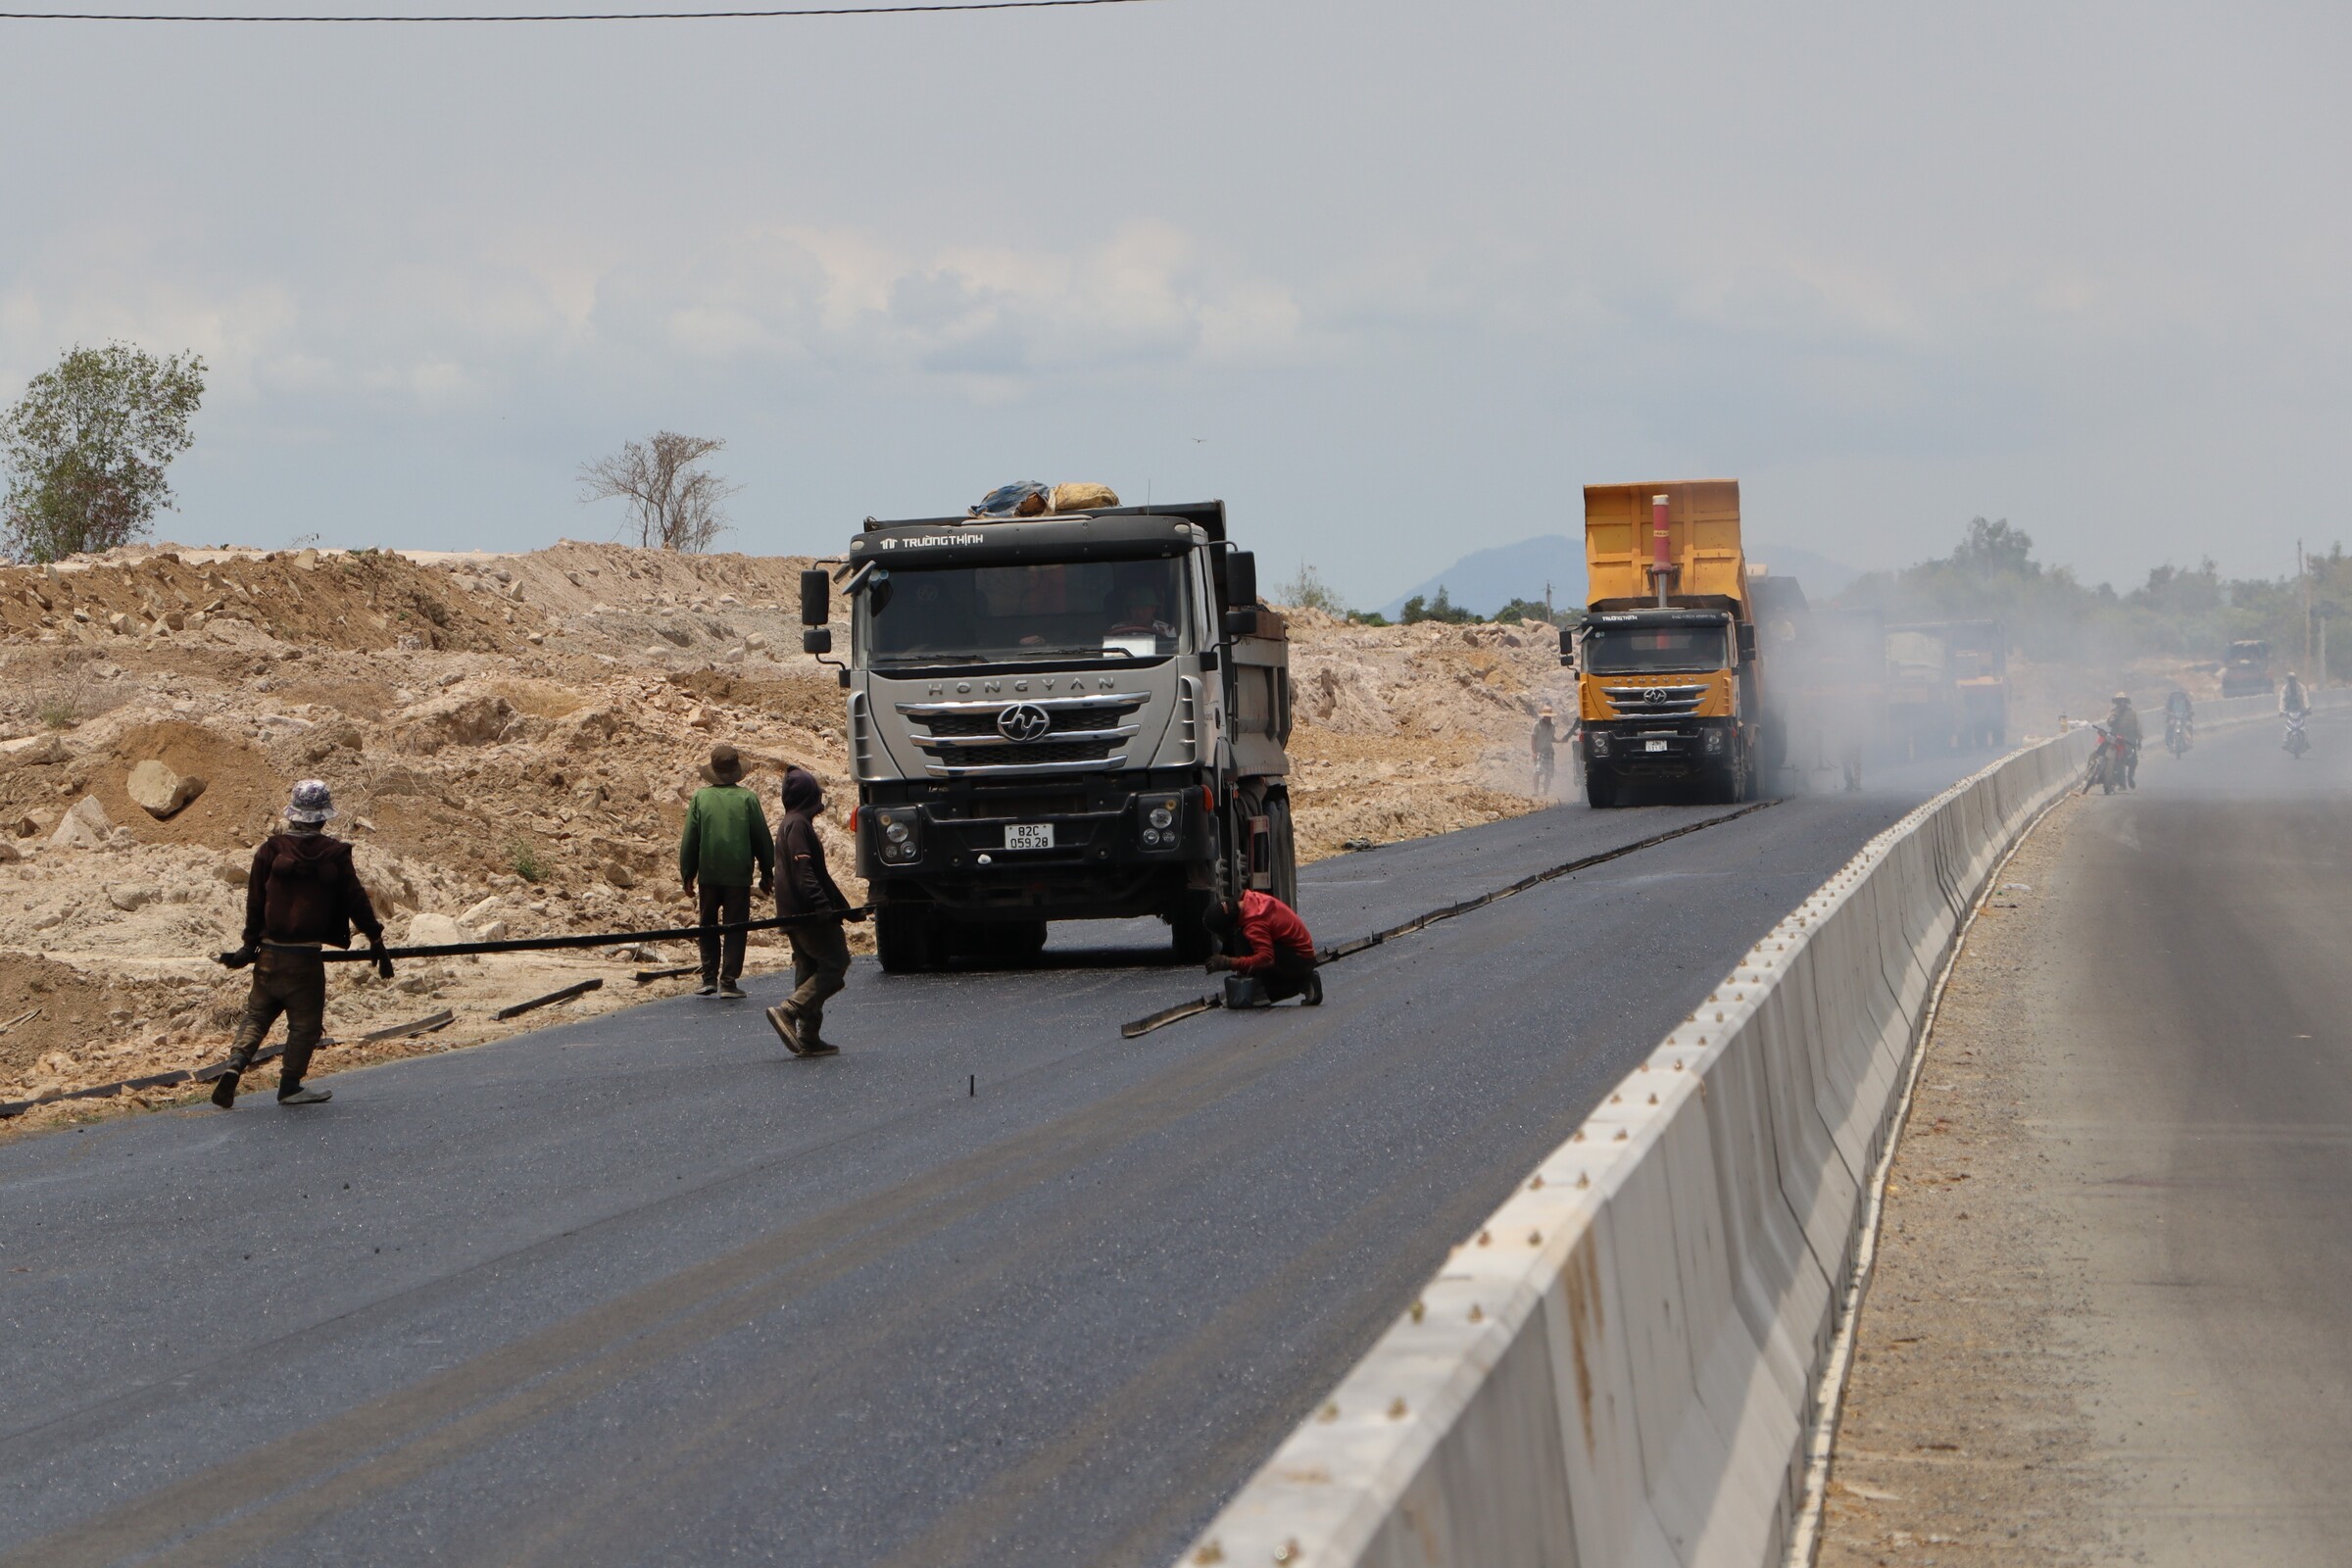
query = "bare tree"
(576, 431, 738, 552)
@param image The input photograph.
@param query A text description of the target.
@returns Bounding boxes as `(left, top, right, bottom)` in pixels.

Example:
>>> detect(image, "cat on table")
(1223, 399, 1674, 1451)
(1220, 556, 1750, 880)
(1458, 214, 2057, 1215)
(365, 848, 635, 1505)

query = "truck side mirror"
(800, 568, 830, 627)
(1224, 608, 1258, 639)
(1558, 625, 1577, 668)
(802, 627, 833, 656)
(1736, 622, 1757, 661)
(1226, 550, 1257, 611)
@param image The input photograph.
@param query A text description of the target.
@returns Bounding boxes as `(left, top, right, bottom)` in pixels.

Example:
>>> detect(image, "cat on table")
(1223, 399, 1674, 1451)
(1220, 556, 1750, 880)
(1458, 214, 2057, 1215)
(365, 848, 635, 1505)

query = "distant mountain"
(1376, 535, 1858, 619)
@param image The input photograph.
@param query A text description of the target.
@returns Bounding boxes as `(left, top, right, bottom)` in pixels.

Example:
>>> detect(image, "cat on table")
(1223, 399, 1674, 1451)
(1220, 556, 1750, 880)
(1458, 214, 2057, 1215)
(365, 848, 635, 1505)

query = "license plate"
(1004, 823, 1054, 851)
(1644, 740, 1670, 753)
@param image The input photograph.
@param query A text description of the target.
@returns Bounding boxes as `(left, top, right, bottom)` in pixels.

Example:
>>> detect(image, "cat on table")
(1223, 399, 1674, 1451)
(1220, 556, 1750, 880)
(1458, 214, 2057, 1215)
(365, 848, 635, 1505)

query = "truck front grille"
(897, 690, 1152, 777)
(1601, 684, 1707, 717)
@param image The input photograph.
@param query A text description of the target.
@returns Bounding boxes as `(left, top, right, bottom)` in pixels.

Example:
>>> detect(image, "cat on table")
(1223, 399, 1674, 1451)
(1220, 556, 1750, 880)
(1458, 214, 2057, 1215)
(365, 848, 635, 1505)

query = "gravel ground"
(1819, 798, 2114, 1567)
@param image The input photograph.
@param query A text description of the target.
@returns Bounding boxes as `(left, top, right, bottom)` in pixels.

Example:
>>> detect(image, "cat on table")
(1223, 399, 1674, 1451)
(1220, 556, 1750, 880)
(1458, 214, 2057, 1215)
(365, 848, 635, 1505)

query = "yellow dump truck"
(1565, 480, 1781, 807)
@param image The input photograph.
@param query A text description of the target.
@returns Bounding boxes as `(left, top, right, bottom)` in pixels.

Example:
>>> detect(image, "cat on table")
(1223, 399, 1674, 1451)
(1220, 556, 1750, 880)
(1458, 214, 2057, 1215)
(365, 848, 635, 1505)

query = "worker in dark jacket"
(764, 767, 859, 1056)
(679, 744, 775, 999)
(212, 779, 388, 1108)
(1203, 890, 1322, 1006)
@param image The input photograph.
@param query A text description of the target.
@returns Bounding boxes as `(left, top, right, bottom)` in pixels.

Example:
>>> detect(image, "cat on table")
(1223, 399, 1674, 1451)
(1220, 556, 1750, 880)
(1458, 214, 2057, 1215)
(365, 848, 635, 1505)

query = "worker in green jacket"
(679, 744, 774, 998)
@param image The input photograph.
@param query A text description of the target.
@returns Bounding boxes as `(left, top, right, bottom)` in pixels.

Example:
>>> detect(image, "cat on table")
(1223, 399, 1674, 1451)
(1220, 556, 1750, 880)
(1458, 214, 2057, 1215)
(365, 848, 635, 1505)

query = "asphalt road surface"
(2020, 710, 2352, 1560)
(1, 754, 1983, 1568)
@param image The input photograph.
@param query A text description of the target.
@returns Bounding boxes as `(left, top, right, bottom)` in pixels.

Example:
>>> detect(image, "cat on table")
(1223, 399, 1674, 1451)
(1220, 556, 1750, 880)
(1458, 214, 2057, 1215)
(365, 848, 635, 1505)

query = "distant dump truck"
(2222, 639, 2275, 699)
(1884, 619, 2008, 754)
(1566, 480, 1791, 807)
(798, 500, 1295, 972)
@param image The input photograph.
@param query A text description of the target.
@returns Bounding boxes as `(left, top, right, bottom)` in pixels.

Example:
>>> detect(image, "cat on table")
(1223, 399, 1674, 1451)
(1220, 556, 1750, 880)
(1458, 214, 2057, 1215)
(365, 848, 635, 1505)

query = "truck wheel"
(1585, 765, 1617, 808)
(874, 906, 942, 973)
(1265, 792, 1299, 909)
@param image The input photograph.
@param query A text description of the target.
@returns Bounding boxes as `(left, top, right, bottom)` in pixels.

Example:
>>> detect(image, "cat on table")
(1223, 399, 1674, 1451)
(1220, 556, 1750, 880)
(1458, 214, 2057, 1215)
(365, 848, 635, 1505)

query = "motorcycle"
(2285, 710, 2310, 759)
(2082, 723, 2139, 795)
(2165, 713, 2192, 758)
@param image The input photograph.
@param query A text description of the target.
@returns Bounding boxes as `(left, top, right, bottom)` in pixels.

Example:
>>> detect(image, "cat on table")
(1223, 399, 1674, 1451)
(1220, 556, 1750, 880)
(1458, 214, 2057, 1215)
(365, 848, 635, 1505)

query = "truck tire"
(1586, 764, 1617, 808)
(874, 906, 943, 973)
(1265, 791, 1299, 909)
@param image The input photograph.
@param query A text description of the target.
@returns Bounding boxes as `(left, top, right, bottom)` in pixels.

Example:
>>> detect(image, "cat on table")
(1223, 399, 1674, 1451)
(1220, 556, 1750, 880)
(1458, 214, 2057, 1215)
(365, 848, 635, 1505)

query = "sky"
(3, 0, 2346, 608)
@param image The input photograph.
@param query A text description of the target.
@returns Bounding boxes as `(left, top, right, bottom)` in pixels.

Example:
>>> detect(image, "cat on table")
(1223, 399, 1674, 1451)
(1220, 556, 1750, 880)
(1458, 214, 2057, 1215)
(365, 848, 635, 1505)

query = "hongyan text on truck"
(796, 500, 1296, 972)
(1565, 480, 1792, 808)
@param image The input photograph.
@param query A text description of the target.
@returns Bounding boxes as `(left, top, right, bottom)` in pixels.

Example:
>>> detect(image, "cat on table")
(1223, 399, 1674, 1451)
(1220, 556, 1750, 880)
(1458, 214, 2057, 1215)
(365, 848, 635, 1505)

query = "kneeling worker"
(765, 766, 859, 1057)
(213, 779, 390, 1108)
(1203, 890, 1322, 1006)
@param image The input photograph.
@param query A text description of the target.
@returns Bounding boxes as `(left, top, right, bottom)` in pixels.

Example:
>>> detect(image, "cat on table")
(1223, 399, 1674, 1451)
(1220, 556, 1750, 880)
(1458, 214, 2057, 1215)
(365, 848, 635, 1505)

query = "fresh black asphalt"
(0, 755, 1983, 1567)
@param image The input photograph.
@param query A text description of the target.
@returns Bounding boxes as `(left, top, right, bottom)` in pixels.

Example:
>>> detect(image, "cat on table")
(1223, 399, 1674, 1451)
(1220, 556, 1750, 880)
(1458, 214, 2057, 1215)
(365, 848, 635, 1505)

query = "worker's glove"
(1204, 955, 1236, 973)
(217, 945, 257, 970)
(370, 940, 395, 981)
(681, 880, 697, 901)
(843, 907, 869, 923)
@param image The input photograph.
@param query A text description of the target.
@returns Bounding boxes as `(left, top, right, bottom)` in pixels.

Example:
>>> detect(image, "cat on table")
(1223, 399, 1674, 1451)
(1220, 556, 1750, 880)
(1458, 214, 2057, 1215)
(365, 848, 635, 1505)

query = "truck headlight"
(1148, 805, 1174, 829)
(1702, 728, 1726, 754)
(1587, 731, 1611, 758)
(884, 820, 910, 845)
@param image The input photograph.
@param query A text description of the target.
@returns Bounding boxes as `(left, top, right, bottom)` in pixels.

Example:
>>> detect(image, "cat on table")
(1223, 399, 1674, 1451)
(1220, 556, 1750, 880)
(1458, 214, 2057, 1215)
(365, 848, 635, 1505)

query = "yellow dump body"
(1583, 480, 1748, 614)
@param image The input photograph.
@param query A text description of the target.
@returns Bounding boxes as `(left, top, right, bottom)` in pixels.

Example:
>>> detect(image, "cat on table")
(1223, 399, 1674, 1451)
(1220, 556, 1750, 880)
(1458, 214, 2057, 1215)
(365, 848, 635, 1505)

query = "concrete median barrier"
(1179, 727, 2102, 1568)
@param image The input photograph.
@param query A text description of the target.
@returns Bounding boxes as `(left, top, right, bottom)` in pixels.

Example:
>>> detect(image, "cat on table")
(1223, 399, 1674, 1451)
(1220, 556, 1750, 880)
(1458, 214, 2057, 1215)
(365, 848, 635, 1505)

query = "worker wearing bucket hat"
(212, 779, 387, 1108)
(679, 744, 774, 999)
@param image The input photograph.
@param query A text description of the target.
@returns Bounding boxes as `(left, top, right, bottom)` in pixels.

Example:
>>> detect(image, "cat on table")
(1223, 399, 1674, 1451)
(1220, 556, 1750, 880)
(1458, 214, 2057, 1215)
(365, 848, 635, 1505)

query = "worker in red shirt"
(1202, 891, 1322, 1006)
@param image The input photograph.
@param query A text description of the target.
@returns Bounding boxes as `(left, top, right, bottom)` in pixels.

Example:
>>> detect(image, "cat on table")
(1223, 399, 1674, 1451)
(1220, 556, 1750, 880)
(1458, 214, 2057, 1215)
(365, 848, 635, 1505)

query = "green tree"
(1, 343, 206, 564)
(1400, 583, 1478, 624)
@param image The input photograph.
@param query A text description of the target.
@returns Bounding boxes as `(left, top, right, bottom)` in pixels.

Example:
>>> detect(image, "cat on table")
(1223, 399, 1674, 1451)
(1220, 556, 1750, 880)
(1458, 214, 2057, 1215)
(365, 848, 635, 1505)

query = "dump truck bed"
(1583, 480, 1747, 612)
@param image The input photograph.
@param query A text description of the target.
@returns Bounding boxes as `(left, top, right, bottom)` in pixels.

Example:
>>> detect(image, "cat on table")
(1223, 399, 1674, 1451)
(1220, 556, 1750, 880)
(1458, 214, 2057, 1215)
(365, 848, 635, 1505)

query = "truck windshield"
(1584, 624, 1727, 674)
(859, 558, 1195, 668)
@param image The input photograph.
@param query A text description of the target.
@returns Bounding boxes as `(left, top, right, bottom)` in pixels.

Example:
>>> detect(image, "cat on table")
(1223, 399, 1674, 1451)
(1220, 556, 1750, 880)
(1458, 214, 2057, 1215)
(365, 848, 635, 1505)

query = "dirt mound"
(0, 548, 529, 654)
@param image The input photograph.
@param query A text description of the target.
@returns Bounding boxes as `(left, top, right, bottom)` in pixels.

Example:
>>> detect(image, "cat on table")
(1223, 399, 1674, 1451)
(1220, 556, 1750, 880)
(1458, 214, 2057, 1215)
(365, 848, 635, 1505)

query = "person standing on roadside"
(1531, 705, 1560, 796)
(212, 779, 389, 1108)
(2107, 692, 2143, 789)
(765, 766, 859, 1057)
(679, 744, 773, 1000)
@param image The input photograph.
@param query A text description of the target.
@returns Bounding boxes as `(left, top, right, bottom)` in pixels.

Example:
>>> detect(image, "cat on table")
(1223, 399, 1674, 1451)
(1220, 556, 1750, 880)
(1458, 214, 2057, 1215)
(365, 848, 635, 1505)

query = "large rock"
(49, 796, 111, 849)
(405, 912, 468, 948)
(126, 760, 207, 819)
(106, 883, 158, 912)
(0, 734, 66, 766)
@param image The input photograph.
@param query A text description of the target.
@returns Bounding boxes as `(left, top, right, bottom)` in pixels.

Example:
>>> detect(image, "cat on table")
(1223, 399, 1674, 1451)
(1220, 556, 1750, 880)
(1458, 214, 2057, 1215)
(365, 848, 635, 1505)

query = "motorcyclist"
(2164, 688, 2194, 752)
(2107, 692, 2142, 788)
(2280, 670, 2311, 753)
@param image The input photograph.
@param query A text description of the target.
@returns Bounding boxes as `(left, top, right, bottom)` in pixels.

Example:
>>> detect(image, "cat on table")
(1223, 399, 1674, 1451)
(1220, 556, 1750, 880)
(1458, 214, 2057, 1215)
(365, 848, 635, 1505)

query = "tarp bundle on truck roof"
(967, 480, 1122, 518)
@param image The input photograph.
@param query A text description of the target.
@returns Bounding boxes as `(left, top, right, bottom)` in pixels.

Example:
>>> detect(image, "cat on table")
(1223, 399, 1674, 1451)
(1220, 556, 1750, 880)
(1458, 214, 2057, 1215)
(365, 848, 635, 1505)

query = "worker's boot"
(764, 1004, 808, 1056)
(210, 1039, 261, 1109)
(1301, 972, 1324, 1007)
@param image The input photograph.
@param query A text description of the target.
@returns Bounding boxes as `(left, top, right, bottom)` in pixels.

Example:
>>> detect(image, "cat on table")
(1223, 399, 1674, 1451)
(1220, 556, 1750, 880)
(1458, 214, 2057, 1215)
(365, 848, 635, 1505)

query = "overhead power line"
(0, 0, 1152, 20)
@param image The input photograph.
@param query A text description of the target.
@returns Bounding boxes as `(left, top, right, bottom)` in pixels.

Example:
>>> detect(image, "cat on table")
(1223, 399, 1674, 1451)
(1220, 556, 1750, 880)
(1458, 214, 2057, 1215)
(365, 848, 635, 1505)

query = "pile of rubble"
(0, 541, 1573, 1129)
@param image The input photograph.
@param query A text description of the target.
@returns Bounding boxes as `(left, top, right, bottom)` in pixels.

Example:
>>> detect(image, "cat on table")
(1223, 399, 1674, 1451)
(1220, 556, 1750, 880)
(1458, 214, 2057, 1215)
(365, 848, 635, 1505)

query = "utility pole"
(2300, 540, 2313, 679)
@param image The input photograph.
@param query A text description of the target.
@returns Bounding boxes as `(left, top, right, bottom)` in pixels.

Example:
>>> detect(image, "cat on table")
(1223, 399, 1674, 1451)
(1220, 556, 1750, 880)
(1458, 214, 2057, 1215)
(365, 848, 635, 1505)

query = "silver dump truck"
(795, 500, 1297, 972)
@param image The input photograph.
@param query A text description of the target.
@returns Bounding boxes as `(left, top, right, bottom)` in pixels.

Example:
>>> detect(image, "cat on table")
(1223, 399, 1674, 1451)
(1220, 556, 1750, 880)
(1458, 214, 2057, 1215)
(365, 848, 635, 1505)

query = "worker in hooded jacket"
(213, 779, 389, 1107)
(764, 766, 860, 1056)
